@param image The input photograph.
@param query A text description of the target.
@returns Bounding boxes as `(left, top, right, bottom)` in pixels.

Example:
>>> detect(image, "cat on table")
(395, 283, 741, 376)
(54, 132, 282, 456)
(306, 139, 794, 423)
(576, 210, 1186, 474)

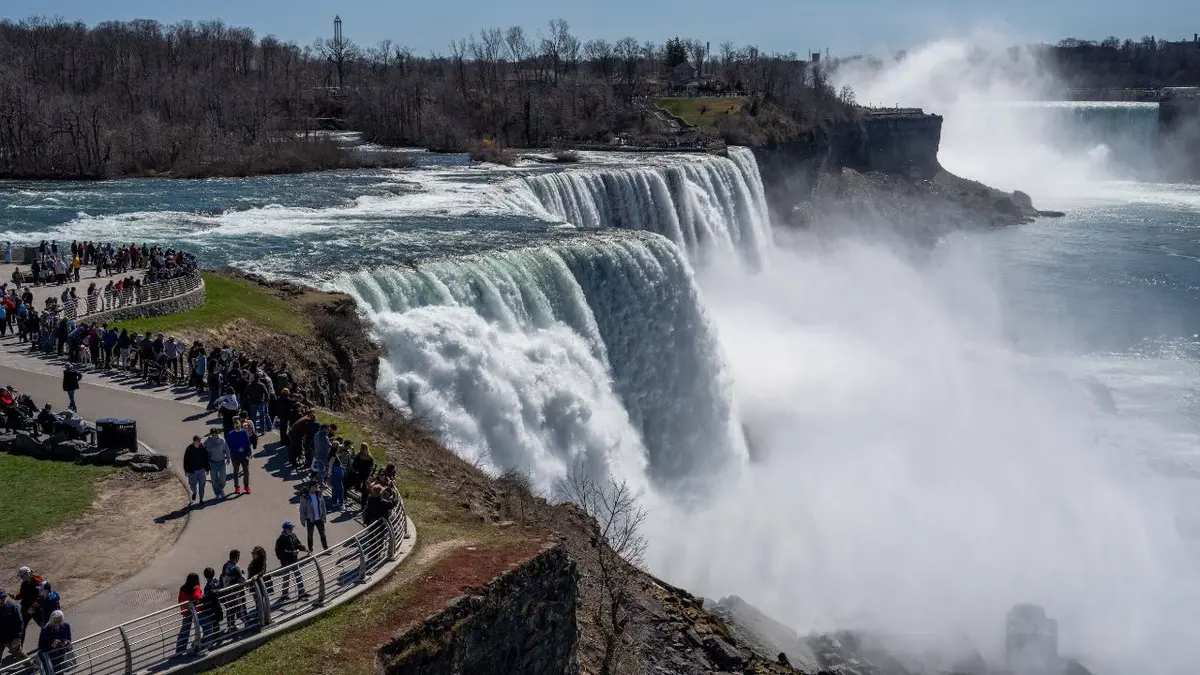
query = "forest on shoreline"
(0, 17, 852, 180)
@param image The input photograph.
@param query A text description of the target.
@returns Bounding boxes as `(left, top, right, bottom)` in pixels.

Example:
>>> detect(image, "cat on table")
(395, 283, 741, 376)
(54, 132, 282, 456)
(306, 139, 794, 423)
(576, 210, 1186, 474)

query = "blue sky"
(4, 0, 1197, 56)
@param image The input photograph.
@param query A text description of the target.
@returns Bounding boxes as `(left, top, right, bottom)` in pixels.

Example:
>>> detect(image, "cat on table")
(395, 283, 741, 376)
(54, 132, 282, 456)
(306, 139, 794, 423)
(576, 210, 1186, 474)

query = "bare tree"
(556, 473, 648, 675)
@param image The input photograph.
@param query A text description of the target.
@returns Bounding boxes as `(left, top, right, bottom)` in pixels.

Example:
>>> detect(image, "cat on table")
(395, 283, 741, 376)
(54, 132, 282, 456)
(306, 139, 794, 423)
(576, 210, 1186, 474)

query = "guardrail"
(0, 501, 408, 675)
(47, 271, 203, 320)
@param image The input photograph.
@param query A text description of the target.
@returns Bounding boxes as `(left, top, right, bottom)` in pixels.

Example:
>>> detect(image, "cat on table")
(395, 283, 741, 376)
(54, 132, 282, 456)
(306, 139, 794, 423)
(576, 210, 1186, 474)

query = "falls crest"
(504, 147, 773, 266)
(334, 231, 746, 491)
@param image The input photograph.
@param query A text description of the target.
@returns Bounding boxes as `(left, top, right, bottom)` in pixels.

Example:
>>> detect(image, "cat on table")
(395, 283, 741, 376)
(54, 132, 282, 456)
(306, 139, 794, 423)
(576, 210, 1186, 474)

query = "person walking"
(183, 435, 210, 507)
(35, 583, 60, 629)
(226, 424, 252, 496)
(299, 481, 329, 552)
(204, 429, 230, 500)
(273, 522, 308, 601)
(61, 365, 82, 412)
(0, 588, 24, 662)
(14, 567, 42, 646)
(36, 610, 71, 674)
(175, 573, 202, 655)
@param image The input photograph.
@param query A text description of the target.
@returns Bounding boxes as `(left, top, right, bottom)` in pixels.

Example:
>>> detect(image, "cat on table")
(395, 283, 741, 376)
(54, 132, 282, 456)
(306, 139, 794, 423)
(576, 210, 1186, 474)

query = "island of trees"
(0, 17, 853, 180)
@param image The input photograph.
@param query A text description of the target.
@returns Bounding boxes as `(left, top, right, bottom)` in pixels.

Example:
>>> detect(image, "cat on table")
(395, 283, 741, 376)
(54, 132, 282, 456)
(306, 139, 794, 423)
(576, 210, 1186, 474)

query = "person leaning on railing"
(175, 573, 202, 656)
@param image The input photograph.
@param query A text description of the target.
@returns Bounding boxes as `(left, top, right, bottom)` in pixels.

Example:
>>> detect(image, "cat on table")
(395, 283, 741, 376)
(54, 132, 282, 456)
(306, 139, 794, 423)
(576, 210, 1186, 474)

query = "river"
(1, 104, 1198, 673)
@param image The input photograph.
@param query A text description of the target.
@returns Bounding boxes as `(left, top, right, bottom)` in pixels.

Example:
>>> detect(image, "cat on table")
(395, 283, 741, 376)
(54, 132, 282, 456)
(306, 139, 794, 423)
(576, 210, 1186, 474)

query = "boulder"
(47, 440, 89, 462)
(78, 445, 122, 466)
(702, 636, 745, 670)
(113, 453, 137, 467)
(11, 433, 46, 458)
(0, 433, 16, 453)
(131, 462, 164, 473)
(129, 451, 169, 470)
(1011, 190, 1034, 211)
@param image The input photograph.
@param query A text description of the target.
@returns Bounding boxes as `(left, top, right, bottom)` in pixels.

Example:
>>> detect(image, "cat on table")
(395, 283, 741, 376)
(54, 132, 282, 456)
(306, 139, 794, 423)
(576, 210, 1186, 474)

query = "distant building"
(669, 62, 696, 88)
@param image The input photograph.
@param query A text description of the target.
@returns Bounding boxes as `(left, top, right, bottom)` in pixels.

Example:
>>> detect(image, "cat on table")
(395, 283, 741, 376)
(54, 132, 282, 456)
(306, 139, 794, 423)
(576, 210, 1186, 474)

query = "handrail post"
(384, 515, 397, 561)
(311, 555, 327, 607)
(352, 535, 369, 583)
(188, 601, 202, 654)
(254, 578, 271, 628)
(118, 624, 134, 674)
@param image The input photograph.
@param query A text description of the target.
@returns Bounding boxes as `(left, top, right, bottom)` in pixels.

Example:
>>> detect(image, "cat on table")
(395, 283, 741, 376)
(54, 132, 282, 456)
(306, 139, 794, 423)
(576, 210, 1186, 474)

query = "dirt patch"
(0, 471, 188, 603)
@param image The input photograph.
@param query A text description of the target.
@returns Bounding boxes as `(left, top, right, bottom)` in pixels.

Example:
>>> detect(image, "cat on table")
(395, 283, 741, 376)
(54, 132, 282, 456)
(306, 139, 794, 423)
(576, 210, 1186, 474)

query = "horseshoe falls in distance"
(333, 149, 769, 493)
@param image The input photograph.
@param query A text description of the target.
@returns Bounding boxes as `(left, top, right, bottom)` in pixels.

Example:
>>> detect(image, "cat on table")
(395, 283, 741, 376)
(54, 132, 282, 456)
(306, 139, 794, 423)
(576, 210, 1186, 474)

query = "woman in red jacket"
(175, 573, 203, 655)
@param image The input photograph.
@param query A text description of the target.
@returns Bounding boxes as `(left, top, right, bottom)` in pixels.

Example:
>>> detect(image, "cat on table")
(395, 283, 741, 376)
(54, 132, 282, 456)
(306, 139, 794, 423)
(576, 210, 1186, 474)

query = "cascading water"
(500, 147, 773, 267)
(333, 230, 745, 493)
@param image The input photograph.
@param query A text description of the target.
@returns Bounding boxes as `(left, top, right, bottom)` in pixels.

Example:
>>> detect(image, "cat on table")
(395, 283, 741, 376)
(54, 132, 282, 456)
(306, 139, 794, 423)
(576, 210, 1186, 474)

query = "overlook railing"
(50, 270, 203, 320)
(0, 501, 408, 675)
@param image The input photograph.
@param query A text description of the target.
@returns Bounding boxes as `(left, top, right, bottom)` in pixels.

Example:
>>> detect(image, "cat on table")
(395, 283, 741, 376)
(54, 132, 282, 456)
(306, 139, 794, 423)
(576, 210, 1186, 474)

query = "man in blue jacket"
(226, 424, 253, 495)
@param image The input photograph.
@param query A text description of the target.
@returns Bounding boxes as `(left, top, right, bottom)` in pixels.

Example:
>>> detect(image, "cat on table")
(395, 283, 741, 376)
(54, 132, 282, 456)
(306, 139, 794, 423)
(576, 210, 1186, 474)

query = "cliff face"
(751, 108, 1057, 242)
(375, 545, 580, 675)
(751, 109, 942, 214)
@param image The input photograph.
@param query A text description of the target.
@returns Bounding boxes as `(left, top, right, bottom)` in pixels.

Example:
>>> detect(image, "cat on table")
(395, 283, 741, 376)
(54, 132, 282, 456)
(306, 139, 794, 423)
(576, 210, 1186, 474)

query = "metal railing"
(0, 500, 408, 675)
(44, 271, 203, 321)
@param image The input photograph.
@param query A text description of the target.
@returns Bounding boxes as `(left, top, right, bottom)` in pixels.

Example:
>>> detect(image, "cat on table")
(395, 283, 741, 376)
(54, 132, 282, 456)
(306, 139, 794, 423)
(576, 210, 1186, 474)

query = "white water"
(334, 230, 746, 493)
(500, 147, 773, 267)
(313, 113, 1197, 670)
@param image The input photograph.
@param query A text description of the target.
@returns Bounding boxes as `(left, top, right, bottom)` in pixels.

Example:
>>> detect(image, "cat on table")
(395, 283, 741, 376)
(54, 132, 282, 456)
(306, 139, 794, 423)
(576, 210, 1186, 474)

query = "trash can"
(96, 418, 138, 452)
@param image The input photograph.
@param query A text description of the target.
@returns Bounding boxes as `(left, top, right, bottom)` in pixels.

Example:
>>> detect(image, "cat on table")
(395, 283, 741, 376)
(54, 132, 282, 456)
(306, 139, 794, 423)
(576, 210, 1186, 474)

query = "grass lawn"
(0, 455, 113, 547)
(113, 273, 308, 337)
(656, 96, 746, 128)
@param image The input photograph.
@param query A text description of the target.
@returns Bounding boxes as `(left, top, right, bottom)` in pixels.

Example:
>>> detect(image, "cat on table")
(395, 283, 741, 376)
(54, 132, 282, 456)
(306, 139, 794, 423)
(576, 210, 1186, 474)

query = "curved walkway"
(0, 337, 363, 642)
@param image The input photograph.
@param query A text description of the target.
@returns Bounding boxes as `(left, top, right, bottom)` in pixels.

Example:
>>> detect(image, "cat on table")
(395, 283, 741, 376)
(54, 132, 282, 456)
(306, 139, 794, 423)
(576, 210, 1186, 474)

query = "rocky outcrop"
(751, 108, 1059, 243)
(0, 430, 166, 471)
(376, 545, 579, 675)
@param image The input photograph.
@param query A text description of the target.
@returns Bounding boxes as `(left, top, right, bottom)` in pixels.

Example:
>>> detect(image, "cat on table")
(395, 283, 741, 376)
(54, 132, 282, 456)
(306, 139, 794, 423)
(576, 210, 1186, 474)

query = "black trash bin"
(96, 418, 138, 452)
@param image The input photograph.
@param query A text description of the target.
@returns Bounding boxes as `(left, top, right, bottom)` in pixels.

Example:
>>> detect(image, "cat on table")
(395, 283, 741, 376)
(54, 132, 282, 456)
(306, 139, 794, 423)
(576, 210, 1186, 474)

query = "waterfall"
(332, 230, 746, 492)
(502, 147, 773, 266)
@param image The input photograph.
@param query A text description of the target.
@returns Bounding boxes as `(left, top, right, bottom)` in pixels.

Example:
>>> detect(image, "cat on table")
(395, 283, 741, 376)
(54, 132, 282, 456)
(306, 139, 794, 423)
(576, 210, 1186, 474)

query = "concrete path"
(0, 335, 363, 643)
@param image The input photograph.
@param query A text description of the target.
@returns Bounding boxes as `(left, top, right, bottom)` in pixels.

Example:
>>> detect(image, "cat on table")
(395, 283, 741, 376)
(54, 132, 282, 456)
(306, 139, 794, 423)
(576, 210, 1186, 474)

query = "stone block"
(131, 462, 163, 473)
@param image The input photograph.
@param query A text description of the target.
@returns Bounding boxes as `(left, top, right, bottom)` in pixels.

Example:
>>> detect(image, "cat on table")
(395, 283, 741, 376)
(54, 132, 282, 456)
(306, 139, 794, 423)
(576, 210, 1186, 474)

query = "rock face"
(855, 109, 944, 179)
(376, 545, 579, 675)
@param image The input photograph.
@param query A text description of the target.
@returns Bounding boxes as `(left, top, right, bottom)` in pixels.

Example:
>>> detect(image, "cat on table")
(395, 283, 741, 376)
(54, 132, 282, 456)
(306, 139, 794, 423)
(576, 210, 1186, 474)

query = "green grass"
(112, 273, 307, 337)
(656, 96, 746, 128)
(0, 455, 113, 547)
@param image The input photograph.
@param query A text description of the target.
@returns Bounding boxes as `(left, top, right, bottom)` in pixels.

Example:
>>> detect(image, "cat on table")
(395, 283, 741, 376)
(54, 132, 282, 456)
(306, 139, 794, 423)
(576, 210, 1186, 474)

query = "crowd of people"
(0, 569, 69, 673)
(0, 244, 412, 672)
(3, 241, 198, 321)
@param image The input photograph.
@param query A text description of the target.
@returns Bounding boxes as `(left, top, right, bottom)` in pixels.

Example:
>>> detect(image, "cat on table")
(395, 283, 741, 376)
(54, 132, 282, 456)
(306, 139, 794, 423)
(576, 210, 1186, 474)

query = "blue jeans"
(330, 478, 344, 507)
(66, 389, 76, 409)
(250, 403, 270, 431)
(175, 613, 193, 654)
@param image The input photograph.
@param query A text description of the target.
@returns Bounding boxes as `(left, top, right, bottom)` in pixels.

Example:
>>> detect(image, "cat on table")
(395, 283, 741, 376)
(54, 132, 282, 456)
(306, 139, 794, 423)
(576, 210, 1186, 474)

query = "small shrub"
(468, 137, 518, 166)
(553, 149, 581, 163)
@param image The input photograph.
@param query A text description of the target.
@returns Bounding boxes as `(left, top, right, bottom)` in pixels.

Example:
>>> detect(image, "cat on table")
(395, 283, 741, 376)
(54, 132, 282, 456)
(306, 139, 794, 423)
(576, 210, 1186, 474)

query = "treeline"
(342, 21, 852, 150)
(0, 18, 402, 178)
(0, 16, 850, 179)
(1044, 36, 1200, 88)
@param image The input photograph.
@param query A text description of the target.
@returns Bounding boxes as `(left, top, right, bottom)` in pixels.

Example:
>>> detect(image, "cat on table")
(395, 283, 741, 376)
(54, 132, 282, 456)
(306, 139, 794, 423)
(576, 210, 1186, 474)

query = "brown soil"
(0, 471, 188, 604)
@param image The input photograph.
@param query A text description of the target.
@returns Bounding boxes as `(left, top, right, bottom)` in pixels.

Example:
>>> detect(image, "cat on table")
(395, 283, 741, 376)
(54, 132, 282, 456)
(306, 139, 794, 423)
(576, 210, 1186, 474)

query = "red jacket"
(178, 586, 202, 615)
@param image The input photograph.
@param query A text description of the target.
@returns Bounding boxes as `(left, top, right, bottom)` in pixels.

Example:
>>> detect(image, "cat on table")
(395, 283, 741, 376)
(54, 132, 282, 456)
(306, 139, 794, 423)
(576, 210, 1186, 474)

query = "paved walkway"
(0, 335, 363, 643)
